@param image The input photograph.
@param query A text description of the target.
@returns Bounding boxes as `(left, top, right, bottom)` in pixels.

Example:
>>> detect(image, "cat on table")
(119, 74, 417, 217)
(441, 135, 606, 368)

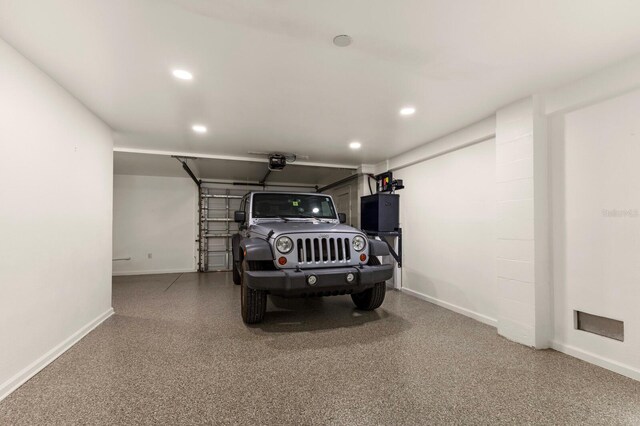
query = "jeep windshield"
(252, 193, 337, 220)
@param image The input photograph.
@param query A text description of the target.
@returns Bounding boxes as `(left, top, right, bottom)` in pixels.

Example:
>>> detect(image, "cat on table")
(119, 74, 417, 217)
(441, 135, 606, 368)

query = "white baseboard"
(0, 307, 114, 402)
(112, 268, 196, 276)
(551, 340, 640, 382)
(401, 287, 497, 327)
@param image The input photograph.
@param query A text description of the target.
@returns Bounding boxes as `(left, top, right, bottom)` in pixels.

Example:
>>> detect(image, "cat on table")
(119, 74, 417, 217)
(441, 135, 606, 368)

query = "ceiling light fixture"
(172, 69, 193, 80)
(192, 124, 207, 134)
(400, 106, 416, 116)
(349, 141, 362, 149)
(333, 35, 353, 47)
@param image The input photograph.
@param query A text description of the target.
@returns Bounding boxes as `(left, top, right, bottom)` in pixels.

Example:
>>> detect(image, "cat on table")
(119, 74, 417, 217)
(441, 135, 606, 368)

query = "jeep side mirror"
(234, 211, 246, 223)
(338, 213, 347, 224)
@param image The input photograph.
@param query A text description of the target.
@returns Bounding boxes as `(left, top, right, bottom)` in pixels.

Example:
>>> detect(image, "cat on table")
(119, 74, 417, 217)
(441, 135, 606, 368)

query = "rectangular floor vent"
(575, 311, 624, 342)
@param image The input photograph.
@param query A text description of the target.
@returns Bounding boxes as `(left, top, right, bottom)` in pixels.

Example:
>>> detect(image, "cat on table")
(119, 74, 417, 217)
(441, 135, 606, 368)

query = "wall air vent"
(575, 311, 624, 342)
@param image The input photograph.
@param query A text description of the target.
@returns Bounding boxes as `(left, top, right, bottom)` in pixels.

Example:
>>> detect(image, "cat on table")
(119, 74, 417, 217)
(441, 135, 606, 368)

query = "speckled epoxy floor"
(1, 273, 639, 425)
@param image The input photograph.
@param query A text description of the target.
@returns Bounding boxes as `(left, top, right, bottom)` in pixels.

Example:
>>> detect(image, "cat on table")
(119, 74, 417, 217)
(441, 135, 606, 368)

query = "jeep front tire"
(240, 260, 267, 324)
(351, 256, 386, 310)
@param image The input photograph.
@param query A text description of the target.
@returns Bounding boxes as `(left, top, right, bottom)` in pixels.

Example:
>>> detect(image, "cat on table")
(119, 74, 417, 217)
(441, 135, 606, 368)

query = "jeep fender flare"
(231, 234, 243, 263)
(239, 238, 274, 261)
(368, 238, 390, 257)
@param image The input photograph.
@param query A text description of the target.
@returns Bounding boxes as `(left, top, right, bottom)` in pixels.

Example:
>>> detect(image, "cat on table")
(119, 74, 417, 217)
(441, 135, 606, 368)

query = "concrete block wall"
(495, 97, 551, 348)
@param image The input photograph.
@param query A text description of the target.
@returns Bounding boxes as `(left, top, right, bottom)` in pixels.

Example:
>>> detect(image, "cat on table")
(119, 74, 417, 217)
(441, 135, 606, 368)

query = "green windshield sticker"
(292, 201, 299, 206)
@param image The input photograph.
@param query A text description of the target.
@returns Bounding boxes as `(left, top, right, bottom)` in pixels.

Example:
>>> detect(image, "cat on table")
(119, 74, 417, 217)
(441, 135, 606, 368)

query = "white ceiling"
(3, 0, 640, 165)
(114, 151, 354, 186)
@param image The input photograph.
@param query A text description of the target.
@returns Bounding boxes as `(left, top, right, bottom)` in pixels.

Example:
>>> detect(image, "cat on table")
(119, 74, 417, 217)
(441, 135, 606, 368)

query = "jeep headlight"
(352, 235, 366, 252)
(275, 236, 293, 254)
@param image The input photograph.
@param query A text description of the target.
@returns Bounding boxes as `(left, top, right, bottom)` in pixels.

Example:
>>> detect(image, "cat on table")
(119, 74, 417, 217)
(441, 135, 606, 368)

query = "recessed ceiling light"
(172, 69, 193, 80)
(400, 106, 416, 116)
(333, 35, 352, 47)
(192, 124, 207, 134)
(349, 141, 361, 149)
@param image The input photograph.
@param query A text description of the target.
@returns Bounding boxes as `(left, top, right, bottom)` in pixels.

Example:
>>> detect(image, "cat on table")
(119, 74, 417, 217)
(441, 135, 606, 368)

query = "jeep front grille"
(296, 237, 351, 264)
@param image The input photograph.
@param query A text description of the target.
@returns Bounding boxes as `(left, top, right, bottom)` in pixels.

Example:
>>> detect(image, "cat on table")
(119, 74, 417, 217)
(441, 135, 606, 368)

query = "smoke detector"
(333, 35, 352, 47)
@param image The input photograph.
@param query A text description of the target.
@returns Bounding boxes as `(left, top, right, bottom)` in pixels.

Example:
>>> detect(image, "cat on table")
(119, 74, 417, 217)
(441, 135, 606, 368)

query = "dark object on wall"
(361, 193, 399, 233)
(575, 310, 624, 341)
(376, 171, 393, 192)
(374, 171, 405, 193)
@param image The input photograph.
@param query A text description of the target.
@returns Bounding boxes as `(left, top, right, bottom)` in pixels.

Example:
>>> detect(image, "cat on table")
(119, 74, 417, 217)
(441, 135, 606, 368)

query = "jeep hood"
(252, 221, 363, 239)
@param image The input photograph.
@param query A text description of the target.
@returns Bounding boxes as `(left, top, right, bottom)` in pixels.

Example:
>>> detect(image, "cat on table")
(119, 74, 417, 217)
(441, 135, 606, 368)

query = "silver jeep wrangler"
(232, 192, 394, 324)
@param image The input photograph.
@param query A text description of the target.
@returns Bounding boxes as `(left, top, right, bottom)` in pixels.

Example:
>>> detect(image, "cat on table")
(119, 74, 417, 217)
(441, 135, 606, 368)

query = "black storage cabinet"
(360, 194, 399, 233)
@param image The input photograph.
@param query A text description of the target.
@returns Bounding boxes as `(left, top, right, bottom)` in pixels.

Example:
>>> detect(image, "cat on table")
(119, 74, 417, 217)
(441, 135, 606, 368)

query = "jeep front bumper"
(243, 264, 394, 297)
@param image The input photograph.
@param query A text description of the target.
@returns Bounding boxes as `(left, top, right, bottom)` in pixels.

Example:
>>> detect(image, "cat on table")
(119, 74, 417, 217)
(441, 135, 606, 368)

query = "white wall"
(394, 139, 498, 325)
(375, 117, 496, 173)
(550, 89, 640, 380)
(494, 97, 552, 349)
(372, 56, 640, 380)
(0, 39, 113, 400)
(113, 175, 198, 275)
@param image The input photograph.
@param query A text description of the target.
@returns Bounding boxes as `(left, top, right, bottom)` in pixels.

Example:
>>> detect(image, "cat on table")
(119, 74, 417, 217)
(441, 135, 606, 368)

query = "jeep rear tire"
(241, 260, 267, 324)
(351, 256, 386, 310)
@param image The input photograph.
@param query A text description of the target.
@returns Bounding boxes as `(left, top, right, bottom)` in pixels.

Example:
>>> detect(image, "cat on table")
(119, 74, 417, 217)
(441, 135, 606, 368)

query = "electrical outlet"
(147, 253, 152, 259)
